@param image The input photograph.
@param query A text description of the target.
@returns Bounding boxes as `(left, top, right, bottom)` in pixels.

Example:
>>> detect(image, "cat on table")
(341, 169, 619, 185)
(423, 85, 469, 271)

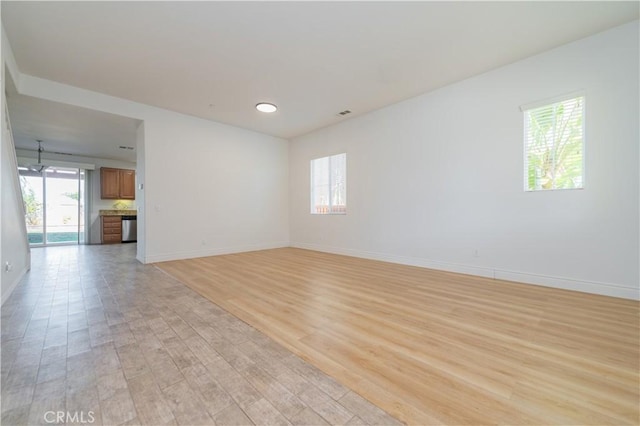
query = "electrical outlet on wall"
(5, 261, 12, 272)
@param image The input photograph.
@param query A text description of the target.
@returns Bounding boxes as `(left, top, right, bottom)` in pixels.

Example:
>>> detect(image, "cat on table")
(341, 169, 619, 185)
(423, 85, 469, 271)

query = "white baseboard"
(493, 269, 639, 300)
(144, 241, 290, 264)
(291, 242, 639, 300)
(1, 266, 28, 306)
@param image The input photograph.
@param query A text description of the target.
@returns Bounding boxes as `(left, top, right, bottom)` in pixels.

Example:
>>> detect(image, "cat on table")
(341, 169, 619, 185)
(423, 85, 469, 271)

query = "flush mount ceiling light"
(256, 102, 277, 113)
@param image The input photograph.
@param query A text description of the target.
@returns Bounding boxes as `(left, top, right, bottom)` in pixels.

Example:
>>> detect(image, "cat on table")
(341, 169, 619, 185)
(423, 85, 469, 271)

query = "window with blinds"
(310, 153, 346, 214)
(523, 94, 584, 191)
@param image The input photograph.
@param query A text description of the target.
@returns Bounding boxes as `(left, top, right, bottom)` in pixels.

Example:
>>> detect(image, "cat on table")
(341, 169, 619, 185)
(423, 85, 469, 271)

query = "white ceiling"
(3, 1, 638, 141)
(7, 88, 140, 163)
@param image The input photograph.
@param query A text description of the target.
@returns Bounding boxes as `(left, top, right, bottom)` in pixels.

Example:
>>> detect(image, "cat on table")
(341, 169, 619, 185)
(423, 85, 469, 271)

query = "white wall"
(11, 66, 290, 263)
(0, 112, 30, 304)
(290, 22, 639, 299)
(1, 27, 30, 304)
(135, 121, 145, 262)
(141, 116, 289, 262)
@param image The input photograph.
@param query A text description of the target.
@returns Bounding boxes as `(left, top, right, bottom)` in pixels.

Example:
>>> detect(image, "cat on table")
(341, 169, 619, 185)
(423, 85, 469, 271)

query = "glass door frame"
(18, 166, 87, 247)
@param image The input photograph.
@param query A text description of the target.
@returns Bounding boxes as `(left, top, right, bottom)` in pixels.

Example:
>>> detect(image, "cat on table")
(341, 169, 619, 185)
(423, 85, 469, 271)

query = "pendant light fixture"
(29, 140, 48, 173)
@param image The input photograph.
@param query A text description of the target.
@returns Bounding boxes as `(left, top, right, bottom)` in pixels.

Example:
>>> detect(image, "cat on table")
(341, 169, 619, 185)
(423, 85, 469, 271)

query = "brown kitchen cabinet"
(101, 216, 122, 244)
(101, 167, 135, 200)
(119, 169, 136, 199)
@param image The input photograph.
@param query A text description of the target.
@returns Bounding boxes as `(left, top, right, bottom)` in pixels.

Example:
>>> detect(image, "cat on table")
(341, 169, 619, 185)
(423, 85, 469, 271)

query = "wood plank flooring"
(157, 247, 640, 425)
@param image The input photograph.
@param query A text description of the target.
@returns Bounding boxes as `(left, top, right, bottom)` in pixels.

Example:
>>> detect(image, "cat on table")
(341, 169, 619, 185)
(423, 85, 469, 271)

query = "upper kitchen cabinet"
(100, 168, 120, 199)
(119, 169, 136, 199)
(101, 167, 136, 200)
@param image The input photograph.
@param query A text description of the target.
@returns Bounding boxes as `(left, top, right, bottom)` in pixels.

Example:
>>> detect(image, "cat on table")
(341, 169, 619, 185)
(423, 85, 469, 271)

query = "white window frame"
(310, 153, 347, 215)
(521, 91, 586, 192)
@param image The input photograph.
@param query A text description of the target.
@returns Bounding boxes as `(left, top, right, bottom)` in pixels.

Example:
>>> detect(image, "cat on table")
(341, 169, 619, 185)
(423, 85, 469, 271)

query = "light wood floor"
(157, 248, 640, 425)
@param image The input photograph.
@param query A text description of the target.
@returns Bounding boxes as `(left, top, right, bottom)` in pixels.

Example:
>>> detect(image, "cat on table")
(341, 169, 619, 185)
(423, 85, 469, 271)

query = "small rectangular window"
(311, 153, 346, 214)
(523, 95, 584, 191)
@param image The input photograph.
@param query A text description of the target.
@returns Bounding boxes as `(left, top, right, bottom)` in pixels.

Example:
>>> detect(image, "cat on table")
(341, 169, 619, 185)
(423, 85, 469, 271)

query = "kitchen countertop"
(99, 209, 137, 216)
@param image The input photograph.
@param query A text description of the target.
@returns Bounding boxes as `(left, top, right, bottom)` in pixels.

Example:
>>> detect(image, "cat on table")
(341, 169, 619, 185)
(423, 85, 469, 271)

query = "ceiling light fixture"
(256, 103, 277, 113)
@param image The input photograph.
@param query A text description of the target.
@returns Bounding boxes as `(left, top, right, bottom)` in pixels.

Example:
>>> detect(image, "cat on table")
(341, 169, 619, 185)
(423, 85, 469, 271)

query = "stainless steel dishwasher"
(121, 215, 137, 243)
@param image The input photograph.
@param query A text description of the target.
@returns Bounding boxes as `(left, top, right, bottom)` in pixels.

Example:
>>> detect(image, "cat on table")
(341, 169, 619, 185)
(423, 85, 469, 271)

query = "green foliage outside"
(20, 176, 42, 226)
(526, 97, 584, 191)
(63, 191, 79, 201)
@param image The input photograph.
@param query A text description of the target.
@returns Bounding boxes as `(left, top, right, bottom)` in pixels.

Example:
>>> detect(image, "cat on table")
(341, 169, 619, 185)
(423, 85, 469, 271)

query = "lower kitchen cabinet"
(102, 216, 122, 244)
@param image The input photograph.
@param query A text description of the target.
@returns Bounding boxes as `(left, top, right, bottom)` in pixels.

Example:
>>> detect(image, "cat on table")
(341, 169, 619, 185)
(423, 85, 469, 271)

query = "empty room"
(1, 2, 638, 425)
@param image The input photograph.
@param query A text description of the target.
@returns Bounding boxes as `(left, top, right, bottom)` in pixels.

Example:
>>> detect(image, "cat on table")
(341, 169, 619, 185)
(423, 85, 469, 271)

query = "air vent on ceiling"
(53, 151, 74, 156)
(338, 110, 352, 116)
(119, 146, 135, 150)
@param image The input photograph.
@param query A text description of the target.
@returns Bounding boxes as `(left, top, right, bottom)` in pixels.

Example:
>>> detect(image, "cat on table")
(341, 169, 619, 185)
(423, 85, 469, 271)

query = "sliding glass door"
(19, 166, 86, 246)
(19, 171, 44, 244)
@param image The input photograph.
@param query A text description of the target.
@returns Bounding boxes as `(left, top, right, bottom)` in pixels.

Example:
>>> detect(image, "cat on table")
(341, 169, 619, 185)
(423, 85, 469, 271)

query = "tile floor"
(1, 244, 402, 426)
